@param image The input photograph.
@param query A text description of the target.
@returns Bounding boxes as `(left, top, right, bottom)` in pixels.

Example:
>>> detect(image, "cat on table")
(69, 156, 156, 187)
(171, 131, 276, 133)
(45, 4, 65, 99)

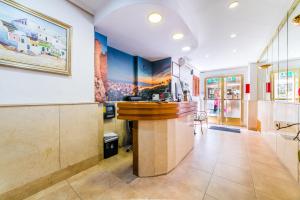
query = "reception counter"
(117, 101, 197, 177)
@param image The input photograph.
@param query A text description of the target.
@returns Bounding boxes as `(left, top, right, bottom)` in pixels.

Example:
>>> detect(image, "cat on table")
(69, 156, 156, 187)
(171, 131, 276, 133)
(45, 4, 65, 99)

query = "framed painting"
(172, 61, 180, 78)
(0, 0, 72, 75)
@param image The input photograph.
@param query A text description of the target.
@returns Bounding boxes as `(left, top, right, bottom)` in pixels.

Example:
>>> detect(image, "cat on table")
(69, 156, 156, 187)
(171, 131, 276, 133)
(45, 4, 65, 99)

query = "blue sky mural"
(95, 32, 107, 54)
(98, 31, 171, 101)
(107, 47, 135, 83)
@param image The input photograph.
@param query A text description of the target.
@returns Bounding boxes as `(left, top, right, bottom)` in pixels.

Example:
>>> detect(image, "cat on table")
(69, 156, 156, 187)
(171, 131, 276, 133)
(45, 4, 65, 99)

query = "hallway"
(26, 128, 300, 200)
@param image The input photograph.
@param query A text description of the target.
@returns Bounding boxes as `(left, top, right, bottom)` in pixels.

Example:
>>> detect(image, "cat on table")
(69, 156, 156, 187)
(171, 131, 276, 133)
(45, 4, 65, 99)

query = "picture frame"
(172, 61, 180, 78)
(0, 0, 72, 75)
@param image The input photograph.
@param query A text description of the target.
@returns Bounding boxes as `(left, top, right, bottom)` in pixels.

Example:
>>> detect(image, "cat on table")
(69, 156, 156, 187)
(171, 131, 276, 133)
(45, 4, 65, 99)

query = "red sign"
(266, 82, 271, 93)
(245, 84, 250, 93)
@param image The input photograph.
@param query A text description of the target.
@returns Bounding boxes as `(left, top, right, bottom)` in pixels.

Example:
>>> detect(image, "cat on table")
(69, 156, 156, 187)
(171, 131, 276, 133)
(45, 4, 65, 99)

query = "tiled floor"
(26, 127, 300, 200)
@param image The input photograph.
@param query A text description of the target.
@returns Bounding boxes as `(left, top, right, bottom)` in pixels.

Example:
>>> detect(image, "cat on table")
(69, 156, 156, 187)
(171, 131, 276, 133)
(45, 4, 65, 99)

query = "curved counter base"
(117, 102, 196, 177)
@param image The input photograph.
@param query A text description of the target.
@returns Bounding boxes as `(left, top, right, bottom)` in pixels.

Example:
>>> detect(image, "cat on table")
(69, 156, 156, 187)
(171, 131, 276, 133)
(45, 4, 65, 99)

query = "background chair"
(194, 111, 208, 134)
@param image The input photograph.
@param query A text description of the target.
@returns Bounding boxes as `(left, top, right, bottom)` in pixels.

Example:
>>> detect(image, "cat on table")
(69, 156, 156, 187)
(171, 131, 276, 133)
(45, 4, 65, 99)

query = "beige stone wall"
(0, 103, 103, 195)
(257, 101, 300, 183)
(103, 102, 127, 147)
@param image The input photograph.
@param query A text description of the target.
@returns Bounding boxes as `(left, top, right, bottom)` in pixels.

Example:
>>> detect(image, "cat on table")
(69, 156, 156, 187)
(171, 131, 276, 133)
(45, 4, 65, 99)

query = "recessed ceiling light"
(233, 49, 237, 53)
(172, 33, 184, 40)
(229, 1, 239, 9)
(230, 33, 237, 38)
(148, 12, 162, 24)
(205, 54, 209, 58)
(182, 46, 191, 52)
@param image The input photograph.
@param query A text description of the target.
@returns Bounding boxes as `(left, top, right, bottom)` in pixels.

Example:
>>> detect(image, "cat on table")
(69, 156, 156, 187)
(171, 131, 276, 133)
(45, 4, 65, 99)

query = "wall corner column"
(247, 63, 258, 131)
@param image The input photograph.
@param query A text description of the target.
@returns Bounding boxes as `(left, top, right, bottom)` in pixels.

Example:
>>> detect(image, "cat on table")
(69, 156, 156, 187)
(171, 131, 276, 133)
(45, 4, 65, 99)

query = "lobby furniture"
(194, 111, 208, 134)
(117, 101, 197, 177)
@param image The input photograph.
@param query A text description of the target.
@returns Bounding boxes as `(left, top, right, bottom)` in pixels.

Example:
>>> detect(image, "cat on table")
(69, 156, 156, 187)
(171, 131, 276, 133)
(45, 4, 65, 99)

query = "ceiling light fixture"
(258, 64, 272, 70)
(148, 12, 162, 24)
(230, 33, 237, 38)
(292, 14, 300, 26)
(205, 54, 209, 58)
(172, 33, 184, 40)
(182, 46, 191, 52)
(229, 1, 239, 9)
(233, 49, 237, 53)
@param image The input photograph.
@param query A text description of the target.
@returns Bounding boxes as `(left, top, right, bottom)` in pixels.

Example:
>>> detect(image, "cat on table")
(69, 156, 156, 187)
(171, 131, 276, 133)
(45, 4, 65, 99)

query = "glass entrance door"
(205, 75, 243, 126)
(205, 77, 222, 124)
(223, 76, 242, 126)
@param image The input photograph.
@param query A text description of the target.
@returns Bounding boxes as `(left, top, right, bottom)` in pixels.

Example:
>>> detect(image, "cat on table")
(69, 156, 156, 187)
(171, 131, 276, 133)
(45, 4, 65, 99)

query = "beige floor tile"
(25, 127, 300, 200)
(182, 154, 217, 174)
(249, 154, 284, 169)
(160, 181, 205, 200)
(95, 181, 140, 200)
(218, 153, 250, 170)
(256, 191, 283, 200)
(253, 172, 300, 200)
(203, 194, 218, 200)
(25, 181, 79, 200)
(251, 161, 295, 183)
(173, 167, 212, 192)
(129, 176, 168, 199)
(214, 163, 253, 187)
(68, 166, 123, 200)
(206, 176, 256, 200)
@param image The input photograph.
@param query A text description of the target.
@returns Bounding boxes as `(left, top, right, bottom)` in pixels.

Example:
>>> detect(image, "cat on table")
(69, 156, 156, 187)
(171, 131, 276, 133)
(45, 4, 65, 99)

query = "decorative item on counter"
(152, 94, 160, 101)
(163, 92, 172, 101)
(183, 90, 188, 101)
(245, 83, 250, 94)
(266, 82, 271, 93)
(177, 94, 182, 102)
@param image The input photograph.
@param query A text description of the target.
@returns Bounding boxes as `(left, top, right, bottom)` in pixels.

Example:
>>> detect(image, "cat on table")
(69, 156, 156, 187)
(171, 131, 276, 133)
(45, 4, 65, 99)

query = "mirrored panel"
(288, 4, 300, 102)
(278, 20, 288, 101)
(257, 51, 267, 100)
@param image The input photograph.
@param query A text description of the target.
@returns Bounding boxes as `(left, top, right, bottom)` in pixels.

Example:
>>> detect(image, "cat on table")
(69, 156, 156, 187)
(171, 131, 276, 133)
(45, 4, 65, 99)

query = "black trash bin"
(103, 133, 118, 159)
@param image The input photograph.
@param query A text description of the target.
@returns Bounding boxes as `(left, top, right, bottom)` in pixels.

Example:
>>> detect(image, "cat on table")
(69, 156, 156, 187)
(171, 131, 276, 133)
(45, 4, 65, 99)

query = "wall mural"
(107, 47, 136, 101)
(138, 57, 172, 100)
(0, 0, 71, 75)
(95, 32, 172, 102)
(94, 32, 107, 103)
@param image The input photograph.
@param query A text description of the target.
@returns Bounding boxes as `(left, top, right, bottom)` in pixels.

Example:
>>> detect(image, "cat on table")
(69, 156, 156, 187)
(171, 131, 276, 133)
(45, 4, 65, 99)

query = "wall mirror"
(258, 2, 300, 102)
(288, 3, 300, 102)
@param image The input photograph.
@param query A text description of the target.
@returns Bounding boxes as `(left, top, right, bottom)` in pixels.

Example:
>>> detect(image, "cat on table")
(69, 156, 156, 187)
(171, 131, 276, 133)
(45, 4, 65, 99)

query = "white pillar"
(247, 63, 258, 130)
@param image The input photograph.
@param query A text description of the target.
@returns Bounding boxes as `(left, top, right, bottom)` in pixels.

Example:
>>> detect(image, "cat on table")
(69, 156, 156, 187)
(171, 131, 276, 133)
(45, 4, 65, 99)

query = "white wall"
(171, 57, 200, 102)
(0, 0, 95, 105)
(179, 65, 200, 101)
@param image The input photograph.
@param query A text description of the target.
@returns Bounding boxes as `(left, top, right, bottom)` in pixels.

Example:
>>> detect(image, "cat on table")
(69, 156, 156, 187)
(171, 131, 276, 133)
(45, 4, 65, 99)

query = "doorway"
(205, 75, 243, 126)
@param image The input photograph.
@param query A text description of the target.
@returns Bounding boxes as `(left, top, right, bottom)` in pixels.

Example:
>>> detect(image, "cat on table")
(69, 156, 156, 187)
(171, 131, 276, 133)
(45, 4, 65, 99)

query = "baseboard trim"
(0, 155, 100, 200)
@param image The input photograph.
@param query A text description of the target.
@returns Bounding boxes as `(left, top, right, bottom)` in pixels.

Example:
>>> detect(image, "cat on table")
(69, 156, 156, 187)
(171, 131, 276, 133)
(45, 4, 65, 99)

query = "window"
(273, 70, 299, 101)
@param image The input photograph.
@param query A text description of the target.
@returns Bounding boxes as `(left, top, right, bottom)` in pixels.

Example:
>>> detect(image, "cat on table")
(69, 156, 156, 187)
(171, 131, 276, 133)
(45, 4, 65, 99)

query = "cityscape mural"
(94, 32, 108, 103)
(95, 32, 172, 102)
(106, 46, 136, 101)
(137, 57, 172, 100)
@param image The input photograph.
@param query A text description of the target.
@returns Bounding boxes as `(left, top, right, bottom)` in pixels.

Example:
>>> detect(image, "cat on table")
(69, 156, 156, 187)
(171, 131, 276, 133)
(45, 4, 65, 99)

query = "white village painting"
(0, 1, 71, 75)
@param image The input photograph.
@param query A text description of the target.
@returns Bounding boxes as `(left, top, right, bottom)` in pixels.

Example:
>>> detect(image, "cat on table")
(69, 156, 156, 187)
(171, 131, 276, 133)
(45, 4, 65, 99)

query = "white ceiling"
(69, 0, 293, 71)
